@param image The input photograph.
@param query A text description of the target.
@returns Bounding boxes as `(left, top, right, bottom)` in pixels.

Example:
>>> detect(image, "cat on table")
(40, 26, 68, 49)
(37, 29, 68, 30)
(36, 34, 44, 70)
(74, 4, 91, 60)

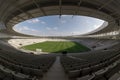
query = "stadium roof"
(0, 0, 120, 36)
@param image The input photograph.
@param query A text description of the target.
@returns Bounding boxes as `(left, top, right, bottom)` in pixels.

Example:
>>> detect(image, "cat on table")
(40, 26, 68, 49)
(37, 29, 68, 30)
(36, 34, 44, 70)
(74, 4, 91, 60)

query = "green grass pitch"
(21, 41, 90, 53)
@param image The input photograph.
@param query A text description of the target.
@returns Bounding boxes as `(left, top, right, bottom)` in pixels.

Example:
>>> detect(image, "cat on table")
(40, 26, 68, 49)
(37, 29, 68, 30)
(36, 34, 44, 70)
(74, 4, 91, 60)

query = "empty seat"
(90, 74, 107, 80)
(68, 70, 81, 78)
(80, 67, 92, 77)
(31, 69, 43, 78)
(14, 76, 32, 80)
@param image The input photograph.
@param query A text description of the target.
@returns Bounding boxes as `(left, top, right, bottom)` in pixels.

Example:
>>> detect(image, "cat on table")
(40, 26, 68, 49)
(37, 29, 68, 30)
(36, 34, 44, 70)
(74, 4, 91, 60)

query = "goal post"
(36, 49, 42, 52)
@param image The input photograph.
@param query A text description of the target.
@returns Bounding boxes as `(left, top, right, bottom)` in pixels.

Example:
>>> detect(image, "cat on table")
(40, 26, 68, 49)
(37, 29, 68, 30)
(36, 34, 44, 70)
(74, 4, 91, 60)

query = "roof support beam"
(4, 0, 34, 23)
(16, 16, 26, 21)
(59, 0, 62, 19)
(115, 19, 120, 26)
(98, 0, 114, 10)
(76, 0, 82, 14)
(110, 12, 117, 16)
(17, 9, 34, 18)
(109, 17, 120, 23)
(72, 0, 82, 17)
(6, 14, 26, 25)
(10, 0, 34, 18)
(8, 21, 18, 24)
(32, 0, 47, 16)
(0, 0, 13, 22)
(11, 14, 26, 21)
(9, 19, 19, 23)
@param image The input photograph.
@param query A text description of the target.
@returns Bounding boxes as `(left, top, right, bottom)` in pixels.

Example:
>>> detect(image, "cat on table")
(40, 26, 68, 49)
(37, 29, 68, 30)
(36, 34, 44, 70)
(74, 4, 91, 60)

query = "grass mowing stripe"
(64, 42, 68, 50)
(40, 41, 52, 52)
(65, 41, 74, 53)
(58, 41, 64, 52)
(39, 41, 54, 52)
(49, 41, 60, 53)
(61, 41, 66, 50)
(22, 41, 90, 53)
(48, 41, 62, 53)
(72, 42, 81, 52)
(44, 42, 54, 52)
(68, 41, 76, 52)
(45, 41, 59, 52)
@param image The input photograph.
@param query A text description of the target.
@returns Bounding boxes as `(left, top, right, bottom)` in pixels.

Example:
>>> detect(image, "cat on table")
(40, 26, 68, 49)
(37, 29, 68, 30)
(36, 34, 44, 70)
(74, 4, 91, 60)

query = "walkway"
(42, 56, 69, 80)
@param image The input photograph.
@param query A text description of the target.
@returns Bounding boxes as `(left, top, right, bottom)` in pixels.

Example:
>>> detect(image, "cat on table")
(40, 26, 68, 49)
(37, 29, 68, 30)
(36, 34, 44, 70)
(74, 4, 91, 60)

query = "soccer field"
(21, 41, 90, 53)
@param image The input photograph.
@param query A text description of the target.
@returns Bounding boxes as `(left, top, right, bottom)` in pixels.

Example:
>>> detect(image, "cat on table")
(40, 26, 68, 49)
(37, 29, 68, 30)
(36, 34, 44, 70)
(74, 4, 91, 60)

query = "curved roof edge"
(82, 21, 108, 35)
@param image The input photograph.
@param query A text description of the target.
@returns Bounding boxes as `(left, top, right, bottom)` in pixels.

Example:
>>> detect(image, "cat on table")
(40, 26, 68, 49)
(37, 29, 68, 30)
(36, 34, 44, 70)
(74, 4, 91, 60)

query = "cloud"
(53, 27, 58, 30)
(15, 26, 42, 36)
(46, 27, 58, 31)
(27, 18, 46, 24)
(60, 20, 67, 24)
(46, 27, 51, 31)
(17, 26, 39, 32)
(40, 21, 46, 24)
(27, 18, 40, 23)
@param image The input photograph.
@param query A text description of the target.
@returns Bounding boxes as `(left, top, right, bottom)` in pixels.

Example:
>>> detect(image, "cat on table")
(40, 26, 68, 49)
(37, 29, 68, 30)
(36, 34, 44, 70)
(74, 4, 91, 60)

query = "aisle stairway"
(42, 56, 69, 80)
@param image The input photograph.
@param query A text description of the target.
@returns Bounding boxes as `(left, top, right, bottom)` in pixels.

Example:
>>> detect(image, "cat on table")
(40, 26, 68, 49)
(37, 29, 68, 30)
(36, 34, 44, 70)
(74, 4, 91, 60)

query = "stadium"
(0, 0, 120, 80)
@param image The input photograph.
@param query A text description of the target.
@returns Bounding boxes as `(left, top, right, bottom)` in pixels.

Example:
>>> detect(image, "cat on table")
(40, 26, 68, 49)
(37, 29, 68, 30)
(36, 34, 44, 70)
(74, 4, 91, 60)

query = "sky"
(13, 15, 105, 36)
